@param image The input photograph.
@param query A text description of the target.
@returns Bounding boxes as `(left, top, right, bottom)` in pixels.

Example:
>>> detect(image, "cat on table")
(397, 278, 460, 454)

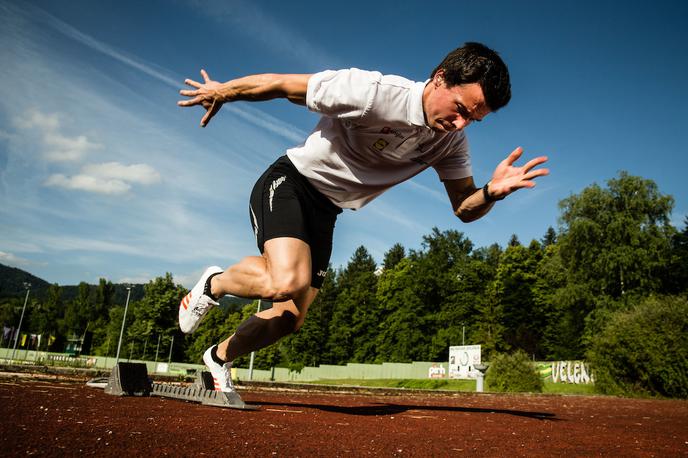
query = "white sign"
(428, 363, 446, 379)
(448, 345, 481, 379)
(551, 361, 594, 384)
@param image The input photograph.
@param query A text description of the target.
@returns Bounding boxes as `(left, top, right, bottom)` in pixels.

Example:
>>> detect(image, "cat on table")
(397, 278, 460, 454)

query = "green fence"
(0, 348, 593, 385)
(0, 347, 447, 381)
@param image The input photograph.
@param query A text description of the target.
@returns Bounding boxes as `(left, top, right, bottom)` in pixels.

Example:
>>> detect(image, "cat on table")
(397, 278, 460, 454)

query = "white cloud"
(82, 162, 161, 185)
(117, 274, 154, 285)
(44, 162, 160, 195)
(0, 251, 32, 267)
(14, 109, 59, 131)
(44, 173, 131, 195)
(13, 109, 102, 162)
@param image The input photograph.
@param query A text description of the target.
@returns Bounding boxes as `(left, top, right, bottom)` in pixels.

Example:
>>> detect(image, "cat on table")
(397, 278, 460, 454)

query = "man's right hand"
(178, 69, 225, 128)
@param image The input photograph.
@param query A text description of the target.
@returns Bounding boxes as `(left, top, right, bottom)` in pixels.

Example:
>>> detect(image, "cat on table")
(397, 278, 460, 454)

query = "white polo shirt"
(286, 68, 472, 210)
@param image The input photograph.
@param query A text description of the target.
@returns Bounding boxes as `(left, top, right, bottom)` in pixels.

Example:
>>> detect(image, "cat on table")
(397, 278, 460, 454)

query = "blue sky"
(1, 0, 686, 287)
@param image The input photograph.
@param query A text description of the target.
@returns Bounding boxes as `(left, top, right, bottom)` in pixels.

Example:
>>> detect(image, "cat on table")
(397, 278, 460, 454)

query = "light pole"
(114, 285, 132, 366)
(248, 300, 262, 380)
(154, 334, 161, 365)
(10, 283, 31, 362)
(167, 335, 174, 364)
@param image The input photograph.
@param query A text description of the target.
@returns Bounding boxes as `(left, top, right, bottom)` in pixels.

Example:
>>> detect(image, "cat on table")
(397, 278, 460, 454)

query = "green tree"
(129, 274, 187, 361)
(0, 297, 22, 343)
(61, 282, 92, 338)
(89, 279, 116, 351)
(411, 228, 474, 361)
(326, 246, 378, 364)
(468, 245, 503, 360)
(374, 258, 427, 362)
(94, 278, 115, 317)
(664, 216, 688, 294)
(485, 350, 544, 393)
(474, 281, 506, 359)
(587, 295, 688, 398)
(96, 305, 125, 357)
(541, 226, 557, 247)
(491, 241, 543, 357)
(184, 305, 245, 364)
(382, 243, 406, 271)
(555, 172, 675, 355)
(508, 234, 521, 247)
(30, 284, 63, 344)
(531, 244, 570, 359)
(558, 172, 674, 298)
(282, 266, 338, 370)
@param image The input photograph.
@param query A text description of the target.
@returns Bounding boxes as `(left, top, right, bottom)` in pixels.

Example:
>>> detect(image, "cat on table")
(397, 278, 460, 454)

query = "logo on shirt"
(380, 127, 404, 139)
(372, 138, 389, 151)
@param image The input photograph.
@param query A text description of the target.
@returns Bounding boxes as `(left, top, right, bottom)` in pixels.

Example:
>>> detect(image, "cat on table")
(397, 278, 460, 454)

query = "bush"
(485, 350, 543, 393)
(587, 295, 688, 398)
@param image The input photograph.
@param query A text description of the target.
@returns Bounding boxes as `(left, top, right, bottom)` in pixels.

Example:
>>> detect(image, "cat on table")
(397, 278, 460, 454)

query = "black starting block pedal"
(103, 362, 258, 410)
(104, 362, 152, 396)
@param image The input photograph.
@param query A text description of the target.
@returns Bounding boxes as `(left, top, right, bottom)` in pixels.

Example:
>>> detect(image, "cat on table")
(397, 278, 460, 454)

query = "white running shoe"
(179, 266, 223, 334)
(203, 345, 234, 393)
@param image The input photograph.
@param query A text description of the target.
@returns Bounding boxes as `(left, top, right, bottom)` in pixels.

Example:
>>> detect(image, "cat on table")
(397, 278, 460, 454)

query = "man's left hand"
(488, 147, 549, 199)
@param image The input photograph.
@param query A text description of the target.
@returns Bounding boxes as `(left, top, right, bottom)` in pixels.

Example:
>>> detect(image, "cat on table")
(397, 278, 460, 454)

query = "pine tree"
(326, 246, 378, 364)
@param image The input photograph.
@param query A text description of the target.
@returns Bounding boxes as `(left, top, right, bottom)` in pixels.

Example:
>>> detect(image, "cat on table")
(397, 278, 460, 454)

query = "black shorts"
(249, 155, 342, 289)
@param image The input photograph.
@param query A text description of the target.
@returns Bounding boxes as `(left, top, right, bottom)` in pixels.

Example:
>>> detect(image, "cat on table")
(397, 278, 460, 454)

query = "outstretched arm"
(177, 70, 312, 127)
(445, 147, 549, 223)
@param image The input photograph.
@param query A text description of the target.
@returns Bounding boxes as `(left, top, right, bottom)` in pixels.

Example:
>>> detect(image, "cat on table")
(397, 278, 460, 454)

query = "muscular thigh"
(249, 156, 341, 289)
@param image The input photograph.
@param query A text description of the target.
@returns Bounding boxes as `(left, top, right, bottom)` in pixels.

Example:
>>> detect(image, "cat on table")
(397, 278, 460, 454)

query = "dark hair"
(430, 42, 511, 111)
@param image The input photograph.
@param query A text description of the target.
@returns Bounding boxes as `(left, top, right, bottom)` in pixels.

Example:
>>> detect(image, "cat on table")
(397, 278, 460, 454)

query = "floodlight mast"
(10, 282, 31, 362)
(114, 285, 132, 366)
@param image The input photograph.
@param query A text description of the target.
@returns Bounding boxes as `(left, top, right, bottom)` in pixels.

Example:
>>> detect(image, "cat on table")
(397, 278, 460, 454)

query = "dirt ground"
(0, 373, 686, 457)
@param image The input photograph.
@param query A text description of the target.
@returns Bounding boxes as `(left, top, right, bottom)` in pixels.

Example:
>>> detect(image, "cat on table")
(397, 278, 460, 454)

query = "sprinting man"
(177, 42, 549, 392)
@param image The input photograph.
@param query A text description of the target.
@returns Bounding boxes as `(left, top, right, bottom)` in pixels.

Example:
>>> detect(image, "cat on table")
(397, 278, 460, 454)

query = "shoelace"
(192, 295, 218, 317)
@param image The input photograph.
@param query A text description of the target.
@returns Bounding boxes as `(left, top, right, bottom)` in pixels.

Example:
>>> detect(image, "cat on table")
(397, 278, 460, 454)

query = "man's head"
(423, 42, 510, 133)
(430, 42, 511, 112)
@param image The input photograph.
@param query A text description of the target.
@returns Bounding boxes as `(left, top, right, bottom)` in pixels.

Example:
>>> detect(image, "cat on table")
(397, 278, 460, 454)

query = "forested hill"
(0, 263, 51, 297)
(0, 263, 145, 304)
(0, 263, 251, 309)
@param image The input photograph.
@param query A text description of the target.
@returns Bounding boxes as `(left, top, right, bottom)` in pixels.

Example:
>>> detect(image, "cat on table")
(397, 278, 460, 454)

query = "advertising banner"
(448, 345, 481, 379)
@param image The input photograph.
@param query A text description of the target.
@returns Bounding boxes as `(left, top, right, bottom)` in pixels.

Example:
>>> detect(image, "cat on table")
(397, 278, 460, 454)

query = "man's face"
(423, 71, 491, 132)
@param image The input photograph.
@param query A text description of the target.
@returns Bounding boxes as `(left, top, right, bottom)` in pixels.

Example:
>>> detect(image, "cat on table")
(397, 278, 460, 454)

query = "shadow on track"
(254, 400, 558, 420)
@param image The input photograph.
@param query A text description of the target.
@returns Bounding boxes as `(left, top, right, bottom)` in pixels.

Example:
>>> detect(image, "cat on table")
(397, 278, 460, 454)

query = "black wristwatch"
(482, 182, 505, 202)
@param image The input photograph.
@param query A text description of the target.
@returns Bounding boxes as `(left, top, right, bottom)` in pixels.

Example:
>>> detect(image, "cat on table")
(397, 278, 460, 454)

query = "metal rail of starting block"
(102, 362, 258, 410)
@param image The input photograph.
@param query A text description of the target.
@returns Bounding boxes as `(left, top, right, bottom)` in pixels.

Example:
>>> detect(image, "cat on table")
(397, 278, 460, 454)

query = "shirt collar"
(409, 80, 430, 127)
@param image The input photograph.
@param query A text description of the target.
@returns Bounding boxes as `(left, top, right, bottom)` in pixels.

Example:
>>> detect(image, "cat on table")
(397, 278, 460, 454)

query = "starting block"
(104, 362, 258, 410)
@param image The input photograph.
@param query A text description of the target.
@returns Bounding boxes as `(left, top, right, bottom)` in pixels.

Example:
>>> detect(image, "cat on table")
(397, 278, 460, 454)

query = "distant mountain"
(0, 263, 52, 298)
(0, 263, 252, 310)
(0, 263, 146, 303)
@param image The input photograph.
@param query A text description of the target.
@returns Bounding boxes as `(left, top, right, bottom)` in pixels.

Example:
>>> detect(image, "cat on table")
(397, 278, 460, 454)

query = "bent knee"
(264, 271, 310, 301)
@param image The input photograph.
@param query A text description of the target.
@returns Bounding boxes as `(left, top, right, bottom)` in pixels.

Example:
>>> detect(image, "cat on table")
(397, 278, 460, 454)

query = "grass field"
(307, 378, 598, 395)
